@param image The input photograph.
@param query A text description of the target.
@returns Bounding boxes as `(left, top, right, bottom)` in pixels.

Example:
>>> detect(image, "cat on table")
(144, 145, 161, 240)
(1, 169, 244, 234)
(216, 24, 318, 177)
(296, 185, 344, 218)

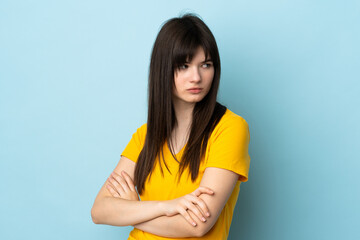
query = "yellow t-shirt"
(121, 109, 251, 240)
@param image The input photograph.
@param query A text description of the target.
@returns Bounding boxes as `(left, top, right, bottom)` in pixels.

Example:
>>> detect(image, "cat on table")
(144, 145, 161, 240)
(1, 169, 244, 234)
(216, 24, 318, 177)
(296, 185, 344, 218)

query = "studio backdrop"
(0, 0, 359, 239)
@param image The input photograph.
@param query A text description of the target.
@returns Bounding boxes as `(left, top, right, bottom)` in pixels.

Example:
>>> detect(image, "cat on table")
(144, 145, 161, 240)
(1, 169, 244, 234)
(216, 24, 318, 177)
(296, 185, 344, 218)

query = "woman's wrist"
(157, 200, 168, 216)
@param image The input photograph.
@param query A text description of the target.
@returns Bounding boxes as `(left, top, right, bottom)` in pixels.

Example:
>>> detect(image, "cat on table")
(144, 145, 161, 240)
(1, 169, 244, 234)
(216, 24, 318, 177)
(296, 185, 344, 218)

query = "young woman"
(91, 14, 251, 239)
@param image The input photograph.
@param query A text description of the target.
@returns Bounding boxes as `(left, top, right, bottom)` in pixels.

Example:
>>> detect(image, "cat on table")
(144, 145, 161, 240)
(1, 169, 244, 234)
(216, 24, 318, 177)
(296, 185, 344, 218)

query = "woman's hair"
(134, 14, 227, 194)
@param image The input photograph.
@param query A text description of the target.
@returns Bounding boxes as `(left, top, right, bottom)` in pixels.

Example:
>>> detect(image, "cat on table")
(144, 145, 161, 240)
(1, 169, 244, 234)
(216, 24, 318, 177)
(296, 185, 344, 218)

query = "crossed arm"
(91, 156, 239, 238)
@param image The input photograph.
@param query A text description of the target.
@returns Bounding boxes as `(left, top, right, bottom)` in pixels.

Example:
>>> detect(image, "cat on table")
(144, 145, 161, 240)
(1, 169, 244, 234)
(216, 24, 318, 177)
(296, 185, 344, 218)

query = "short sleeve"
(121, 123, 147, 163)
(205, 114, 251, 182)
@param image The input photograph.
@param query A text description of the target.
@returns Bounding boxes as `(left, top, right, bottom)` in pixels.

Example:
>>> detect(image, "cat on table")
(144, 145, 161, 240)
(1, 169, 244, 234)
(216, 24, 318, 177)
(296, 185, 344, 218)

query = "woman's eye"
(202, 63, 212, 68)
(179, 65, 188, 70)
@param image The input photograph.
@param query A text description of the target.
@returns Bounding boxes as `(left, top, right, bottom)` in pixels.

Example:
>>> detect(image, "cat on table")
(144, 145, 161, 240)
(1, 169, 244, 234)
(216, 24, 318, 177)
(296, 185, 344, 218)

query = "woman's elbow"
(195, 227, 209, 237)
(91, 200, 129, 226)
(194, 221, 214, 237)
(91, 200, 107, 225)
(189, 222, 210, 237)
(91, 205, 101, 224)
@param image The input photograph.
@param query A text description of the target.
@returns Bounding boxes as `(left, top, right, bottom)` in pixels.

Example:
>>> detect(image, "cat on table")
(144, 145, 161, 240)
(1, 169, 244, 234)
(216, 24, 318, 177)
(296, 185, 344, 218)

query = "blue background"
(1, 0, 359, 239)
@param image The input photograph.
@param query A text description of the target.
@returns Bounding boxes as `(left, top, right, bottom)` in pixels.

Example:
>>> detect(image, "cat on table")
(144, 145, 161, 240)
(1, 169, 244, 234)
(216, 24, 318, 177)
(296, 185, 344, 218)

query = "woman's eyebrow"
(201, 59, 213, 63)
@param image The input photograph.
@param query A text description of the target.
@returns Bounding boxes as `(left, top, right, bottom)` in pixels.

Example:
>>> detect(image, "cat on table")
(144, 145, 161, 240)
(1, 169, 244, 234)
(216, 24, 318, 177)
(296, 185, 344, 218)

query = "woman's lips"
(187, 88, 202, 93)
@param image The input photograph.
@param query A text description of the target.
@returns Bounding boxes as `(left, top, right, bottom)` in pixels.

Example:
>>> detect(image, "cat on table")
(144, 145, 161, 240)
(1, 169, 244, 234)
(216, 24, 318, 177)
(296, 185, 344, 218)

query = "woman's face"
(172, 47, 214, 107)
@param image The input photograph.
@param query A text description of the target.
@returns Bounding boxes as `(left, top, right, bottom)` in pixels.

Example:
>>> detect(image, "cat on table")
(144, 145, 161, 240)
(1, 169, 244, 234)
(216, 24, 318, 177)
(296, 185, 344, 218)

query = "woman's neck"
(173, 101, 194, 130)
(170, 100, 194, 153)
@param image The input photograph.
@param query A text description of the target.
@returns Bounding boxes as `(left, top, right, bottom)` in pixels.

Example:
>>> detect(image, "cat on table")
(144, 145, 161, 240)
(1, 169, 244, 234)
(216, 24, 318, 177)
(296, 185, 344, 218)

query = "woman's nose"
(190, 67, 201, 82)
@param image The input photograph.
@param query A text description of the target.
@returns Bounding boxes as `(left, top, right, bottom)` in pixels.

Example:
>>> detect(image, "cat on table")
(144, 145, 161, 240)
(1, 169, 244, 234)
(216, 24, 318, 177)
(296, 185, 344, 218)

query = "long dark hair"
(134, 14, 227, 195)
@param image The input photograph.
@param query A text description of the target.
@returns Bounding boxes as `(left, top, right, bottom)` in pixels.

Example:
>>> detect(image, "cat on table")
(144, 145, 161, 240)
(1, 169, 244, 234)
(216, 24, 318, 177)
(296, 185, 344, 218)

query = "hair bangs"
(172, 32, 212, 70)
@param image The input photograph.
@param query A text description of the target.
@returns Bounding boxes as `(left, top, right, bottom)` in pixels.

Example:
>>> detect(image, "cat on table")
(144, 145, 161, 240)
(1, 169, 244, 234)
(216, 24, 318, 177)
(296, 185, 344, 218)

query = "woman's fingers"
(106, 183, 121, 198)
(193, 186, 214, 197)
(189, 194, 211, 217)
(106, 171, 140, 201)
(121, 171, 136, 192)
(178, 207, 198, 227)
(184, 200, 207, 223)
(107, 173, 126, 195)
(190, 186, 213, 217)
(163, 186, 215, 227)
(111, 172, 131, 193)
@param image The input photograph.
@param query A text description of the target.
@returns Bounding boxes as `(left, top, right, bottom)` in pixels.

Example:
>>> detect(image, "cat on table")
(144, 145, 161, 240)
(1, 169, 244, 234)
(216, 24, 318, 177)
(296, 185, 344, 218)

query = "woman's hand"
(106, 171, 140, 201)
(161, 187, 214, 227)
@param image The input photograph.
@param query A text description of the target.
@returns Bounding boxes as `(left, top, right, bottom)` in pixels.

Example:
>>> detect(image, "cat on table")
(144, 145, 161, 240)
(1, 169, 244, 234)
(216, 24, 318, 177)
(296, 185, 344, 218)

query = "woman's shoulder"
(137, 122, 147, 132)
(210, 108, 250, 141)
(219, 108, 249, 128)
(130, 122, 147, 141)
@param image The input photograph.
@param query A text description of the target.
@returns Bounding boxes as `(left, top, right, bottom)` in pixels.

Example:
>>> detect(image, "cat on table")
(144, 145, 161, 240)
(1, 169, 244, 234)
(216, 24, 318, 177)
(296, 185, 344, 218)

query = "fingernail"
(202, 217, 206, 222)
(192, 222, 197, 226)
(206, 212, 210, 217)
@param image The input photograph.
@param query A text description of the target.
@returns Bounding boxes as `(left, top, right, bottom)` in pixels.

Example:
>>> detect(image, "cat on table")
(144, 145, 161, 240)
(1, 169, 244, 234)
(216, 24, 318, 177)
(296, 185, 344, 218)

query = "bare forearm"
(91, 197, 164, 226)
(133, 209, 211, 238)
